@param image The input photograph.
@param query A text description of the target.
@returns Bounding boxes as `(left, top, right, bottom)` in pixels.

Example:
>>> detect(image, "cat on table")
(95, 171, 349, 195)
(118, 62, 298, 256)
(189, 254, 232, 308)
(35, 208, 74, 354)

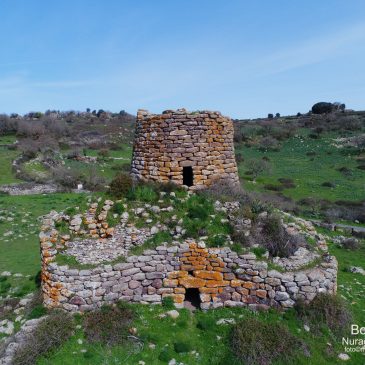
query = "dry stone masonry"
(40, 207, 337, 312)
(131, 109, 239, 189)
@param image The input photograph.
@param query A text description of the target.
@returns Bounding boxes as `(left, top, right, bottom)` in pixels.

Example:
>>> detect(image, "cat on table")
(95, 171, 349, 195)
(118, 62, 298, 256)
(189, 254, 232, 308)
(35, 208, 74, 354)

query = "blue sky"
(0, 0, 365, 118)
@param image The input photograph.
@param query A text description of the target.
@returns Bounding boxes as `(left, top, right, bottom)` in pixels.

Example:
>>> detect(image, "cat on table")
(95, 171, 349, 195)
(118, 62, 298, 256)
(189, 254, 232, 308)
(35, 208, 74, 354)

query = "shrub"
(258, 136, 280, 151)
(264, 184, 284, 192)
(322, 181, 336, 188)
(278, 177, 296, 189)
(133, 184, 158, 202)
(158, 348, 174, 362)
(252, 246, 266, 258)
(0, 279, 11, 295)
(201, 179, 251, 205)
(246, 158, 271, 180)
(231, 226, 250, 246)
(97, 148, 110, 158)
(196, 316, 216, 331)
(13, 312, 75, 365)
(183, 217, 207, 238)
(337, 166, 353, 177)
(109, 173, 133, 198)
(52, 166, 81, 189)
(162, 296, 175, 309)
(83, 302, 134, 346)
(231, 318, 301, 365)
(207, 234, 227, 247)
(340, 237, 360, 250)
(295, 294, 352, 338)
(259, 213, 307, 257)
(112, 201, 124, 214)
(186, 194, 213, 220)
(312, 102, 333, 114)
(28, 305, 48, 319)
(174, 341, 192, 353)
(25, 290, 47, 319)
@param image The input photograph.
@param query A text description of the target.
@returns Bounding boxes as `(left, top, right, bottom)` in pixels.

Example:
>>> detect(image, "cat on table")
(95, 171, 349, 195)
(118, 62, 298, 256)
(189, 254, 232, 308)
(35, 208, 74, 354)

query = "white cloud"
(259, 22, 365, 74)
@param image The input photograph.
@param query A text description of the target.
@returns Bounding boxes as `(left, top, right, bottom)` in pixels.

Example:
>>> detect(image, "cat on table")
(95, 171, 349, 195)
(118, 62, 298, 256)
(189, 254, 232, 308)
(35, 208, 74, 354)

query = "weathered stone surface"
(130, 109, 239, 190)
(40, 209, 338, 313)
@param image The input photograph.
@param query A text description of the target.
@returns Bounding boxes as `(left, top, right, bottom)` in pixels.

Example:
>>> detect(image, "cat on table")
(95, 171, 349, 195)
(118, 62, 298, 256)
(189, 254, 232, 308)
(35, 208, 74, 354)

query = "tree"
(247, 158, 271, 181)
(275, 113, 280, 118)
(86, 108, 91, 113)
(97, 109, 105, 118)
(312, 102, 333, 114)
(268, 113, 273, 119)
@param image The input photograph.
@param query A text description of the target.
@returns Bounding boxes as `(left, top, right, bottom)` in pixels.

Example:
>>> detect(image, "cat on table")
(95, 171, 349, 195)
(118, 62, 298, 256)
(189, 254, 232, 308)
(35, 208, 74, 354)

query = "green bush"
(251, 246, 266, 258)
(28, 305, 47, 319)
(109, 173, 133, 198)
(230, 318, 300, 365)
(196, 316, 216, 331)
(183, 217, 207, 238)
(295, 293, 352, 338)
(259, 213, 307, 258)
(158, 348, 174, 362)
(133, 184, 158, 202)
(207, 234, 226, 247)
(186, 195, 214, 218)
(112, 201, 124, 214)
(83, 302, 134, 346)
(0, 279, 11, 295)
(162, 296, 175, 309)
(174, 341, 192, 353)
(13, 312, 75, 365)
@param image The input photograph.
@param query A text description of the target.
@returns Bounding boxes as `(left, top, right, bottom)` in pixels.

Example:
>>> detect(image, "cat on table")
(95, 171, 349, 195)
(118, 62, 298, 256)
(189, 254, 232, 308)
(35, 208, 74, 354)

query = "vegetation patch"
(295, 293, 352, 338)
(230, 317, 301, 365)
(13, 311, 75, 365)
(83, 302, 134, 346)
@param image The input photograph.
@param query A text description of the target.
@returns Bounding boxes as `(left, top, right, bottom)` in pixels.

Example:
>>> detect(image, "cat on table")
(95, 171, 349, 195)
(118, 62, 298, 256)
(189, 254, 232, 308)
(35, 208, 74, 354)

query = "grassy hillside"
(0, 110, 364, 364)
(237, 129, 365, 202)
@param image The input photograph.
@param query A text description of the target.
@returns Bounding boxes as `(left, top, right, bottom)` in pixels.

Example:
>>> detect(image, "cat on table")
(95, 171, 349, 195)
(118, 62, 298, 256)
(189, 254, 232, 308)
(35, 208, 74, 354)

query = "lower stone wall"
(41, 222, 337, 311)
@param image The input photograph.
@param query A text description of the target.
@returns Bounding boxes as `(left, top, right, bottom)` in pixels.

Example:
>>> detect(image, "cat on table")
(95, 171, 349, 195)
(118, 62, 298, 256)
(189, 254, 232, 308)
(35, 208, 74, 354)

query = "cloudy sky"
(1, 0, 365, 118)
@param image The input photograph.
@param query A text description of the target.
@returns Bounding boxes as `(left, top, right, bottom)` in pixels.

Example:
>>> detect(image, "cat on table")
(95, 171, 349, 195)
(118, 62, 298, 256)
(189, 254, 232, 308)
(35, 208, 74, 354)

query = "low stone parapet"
(40, 213, 337, 312)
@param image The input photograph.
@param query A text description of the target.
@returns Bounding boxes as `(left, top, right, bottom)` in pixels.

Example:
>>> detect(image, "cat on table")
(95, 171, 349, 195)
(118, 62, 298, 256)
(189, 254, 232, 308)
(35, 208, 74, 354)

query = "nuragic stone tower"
(131, 109, 239, 189)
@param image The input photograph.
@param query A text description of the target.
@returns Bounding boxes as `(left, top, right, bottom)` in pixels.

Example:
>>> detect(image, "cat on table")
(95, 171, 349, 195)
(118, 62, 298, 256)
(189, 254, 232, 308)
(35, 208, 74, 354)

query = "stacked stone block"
(131, 109, 239, 189)
(40, 213, 337, 312)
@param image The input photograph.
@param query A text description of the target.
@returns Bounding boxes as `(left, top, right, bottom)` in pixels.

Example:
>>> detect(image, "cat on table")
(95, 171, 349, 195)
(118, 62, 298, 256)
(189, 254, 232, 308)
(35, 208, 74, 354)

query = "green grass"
(0, 134, 22, 185)
(0, 135, 17, 145)
(0, 148, 21, 185)
(22, 160, 50, 180)
(0, 193, 90, 296)
(35, 227, 365, 365)
(63, 145, 133, 182)
(236, 130, 365, 202)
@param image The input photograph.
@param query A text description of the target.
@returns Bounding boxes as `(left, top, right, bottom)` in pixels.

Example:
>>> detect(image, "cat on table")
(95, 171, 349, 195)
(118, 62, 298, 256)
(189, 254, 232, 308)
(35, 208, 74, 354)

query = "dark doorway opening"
(183, 166, 193, 187)
(184, 288, 201, 310)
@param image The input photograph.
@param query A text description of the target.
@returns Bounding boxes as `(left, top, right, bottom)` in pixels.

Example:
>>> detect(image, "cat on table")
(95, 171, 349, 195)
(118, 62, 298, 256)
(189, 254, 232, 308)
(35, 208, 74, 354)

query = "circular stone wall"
(130, 109, 239, 189)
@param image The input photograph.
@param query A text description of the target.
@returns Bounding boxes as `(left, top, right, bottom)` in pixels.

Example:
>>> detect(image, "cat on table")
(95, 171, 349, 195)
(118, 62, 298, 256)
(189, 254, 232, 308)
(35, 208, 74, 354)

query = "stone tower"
(130, 109, 239, 190)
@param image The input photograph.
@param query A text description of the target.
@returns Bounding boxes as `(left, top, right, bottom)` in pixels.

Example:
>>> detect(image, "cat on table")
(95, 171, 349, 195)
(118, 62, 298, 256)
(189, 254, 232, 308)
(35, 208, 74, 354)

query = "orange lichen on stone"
(164, 294, 185, 304)
(163, 279, 178, 287)
(167, 271, 188, 279)
(256, 289, 267, 298)
(200, 287, 219, 294)
(179, 276, 206, 288)
(205, 280, 230, 288)
(242, 281, 255, 289)
(230, 280, 243, 287)
(194, 270, 223, 281)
